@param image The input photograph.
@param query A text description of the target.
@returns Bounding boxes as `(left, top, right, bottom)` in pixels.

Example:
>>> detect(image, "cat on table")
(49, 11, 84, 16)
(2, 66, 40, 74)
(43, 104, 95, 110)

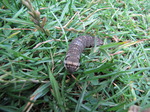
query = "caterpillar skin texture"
(64, 36, 103, 73)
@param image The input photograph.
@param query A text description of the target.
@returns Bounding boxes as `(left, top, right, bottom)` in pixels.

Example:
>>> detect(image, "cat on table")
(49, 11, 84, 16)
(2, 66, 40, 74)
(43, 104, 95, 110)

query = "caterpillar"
(64, 35, 103, 73)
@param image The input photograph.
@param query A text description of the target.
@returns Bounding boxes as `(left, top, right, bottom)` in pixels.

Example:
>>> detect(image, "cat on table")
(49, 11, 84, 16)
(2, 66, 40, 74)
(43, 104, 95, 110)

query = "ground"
(0, 0, 150, 112)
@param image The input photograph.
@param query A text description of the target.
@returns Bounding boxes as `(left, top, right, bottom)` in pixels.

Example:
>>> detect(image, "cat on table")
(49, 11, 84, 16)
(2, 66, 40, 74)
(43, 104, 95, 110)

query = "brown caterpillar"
(64, 36, 103, 73)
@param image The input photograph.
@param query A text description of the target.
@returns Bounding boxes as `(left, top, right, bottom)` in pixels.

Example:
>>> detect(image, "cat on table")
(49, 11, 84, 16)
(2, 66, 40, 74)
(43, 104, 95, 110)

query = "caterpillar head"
(64, 56, 80, 73)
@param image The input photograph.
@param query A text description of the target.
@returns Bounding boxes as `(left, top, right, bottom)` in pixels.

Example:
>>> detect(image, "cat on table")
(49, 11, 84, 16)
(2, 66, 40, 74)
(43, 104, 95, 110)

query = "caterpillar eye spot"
(64, 35, 103, 73)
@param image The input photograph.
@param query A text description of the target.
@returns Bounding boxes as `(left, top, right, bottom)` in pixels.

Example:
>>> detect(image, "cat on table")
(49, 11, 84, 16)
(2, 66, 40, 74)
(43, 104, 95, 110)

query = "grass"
(0, 0, 150, 112)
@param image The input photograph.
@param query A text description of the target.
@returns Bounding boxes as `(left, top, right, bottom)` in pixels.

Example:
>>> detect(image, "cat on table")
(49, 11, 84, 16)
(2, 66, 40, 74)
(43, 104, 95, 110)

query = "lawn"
(0, 0, 150, 112)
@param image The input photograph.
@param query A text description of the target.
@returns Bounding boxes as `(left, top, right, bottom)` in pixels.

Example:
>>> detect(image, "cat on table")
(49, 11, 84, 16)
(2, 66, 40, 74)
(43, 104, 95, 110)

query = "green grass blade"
(2, 18, 34, 25)
(75, 82, 87, 112)
(48, 67, 65, 112)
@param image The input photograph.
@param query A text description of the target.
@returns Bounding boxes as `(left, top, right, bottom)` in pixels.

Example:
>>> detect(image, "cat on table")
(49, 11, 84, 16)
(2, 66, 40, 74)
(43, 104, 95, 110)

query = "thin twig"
(82, 7, 112, 22)
(55, 26, 85, 33)
(64, 12, 79, 28)
(33, 39, 66, 49)
(0, 28, 36, 31)
(110, 51, 124, 56)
